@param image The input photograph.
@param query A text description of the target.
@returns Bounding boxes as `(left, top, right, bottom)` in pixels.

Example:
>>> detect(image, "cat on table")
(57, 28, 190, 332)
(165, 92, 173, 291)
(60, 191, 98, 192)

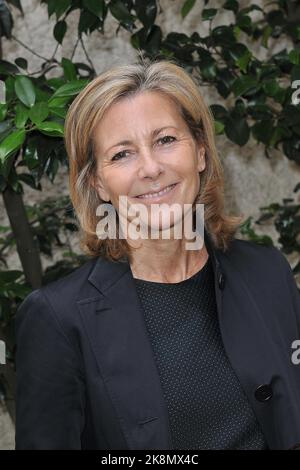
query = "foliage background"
(0, 0, 299, 448)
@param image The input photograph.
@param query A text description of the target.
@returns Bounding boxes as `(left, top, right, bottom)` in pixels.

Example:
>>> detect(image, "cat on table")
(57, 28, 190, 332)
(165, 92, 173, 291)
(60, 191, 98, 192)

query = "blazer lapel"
(77, 257, 173, 450)
(206, 234, 285, 448)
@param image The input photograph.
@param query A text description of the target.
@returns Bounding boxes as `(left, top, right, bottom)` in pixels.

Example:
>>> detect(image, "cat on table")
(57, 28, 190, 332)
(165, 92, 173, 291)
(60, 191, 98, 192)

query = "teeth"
(137, 184, 175, 199)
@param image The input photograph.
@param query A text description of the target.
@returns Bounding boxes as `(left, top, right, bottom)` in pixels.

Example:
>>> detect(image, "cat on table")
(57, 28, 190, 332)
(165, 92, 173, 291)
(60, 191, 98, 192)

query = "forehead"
(93, 91, 187, 143)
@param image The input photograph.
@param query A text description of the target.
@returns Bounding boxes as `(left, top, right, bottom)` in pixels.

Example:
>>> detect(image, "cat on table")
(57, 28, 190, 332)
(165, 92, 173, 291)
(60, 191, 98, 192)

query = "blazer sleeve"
(15, 288, 86, 449)
(275, 247, 300, 336)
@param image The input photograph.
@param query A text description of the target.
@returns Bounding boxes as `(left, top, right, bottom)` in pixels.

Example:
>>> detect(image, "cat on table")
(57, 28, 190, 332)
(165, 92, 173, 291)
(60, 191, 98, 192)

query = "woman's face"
(92, 90, 206, 234)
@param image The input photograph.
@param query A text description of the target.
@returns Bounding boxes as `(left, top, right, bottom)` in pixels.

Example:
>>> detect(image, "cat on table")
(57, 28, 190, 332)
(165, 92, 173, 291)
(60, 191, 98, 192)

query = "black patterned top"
(133, 256, 268, 450)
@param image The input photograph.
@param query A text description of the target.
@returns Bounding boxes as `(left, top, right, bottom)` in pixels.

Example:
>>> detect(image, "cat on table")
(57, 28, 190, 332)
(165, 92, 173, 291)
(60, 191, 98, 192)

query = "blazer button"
(218, 271, 225, 290)
(255, 384, 273, 402)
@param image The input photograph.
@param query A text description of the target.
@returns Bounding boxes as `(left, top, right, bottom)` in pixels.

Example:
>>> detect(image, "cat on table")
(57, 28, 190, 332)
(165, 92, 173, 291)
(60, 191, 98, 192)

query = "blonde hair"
(64, 56, 244, 261)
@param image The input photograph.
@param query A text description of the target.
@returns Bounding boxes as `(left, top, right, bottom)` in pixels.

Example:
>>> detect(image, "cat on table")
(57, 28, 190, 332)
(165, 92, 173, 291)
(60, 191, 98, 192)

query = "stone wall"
(0, 0, 299, 449)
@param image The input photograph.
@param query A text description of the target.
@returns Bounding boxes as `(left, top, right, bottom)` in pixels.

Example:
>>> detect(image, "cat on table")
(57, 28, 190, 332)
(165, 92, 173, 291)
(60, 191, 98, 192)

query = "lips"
(135, 183, 177, 199)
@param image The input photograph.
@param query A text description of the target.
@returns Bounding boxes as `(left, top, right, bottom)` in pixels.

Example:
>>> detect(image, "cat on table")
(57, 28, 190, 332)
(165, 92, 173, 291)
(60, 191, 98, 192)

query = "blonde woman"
(15, 58, 300, 450)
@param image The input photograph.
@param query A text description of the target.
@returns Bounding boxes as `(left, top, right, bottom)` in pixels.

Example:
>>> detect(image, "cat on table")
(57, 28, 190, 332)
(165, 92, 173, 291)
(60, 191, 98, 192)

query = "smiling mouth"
(134, 183, 178, 199)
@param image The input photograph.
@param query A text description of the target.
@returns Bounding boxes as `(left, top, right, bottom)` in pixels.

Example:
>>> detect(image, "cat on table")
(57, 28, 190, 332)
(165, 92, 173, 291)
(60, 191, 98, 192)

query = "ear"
(92, 173, 111, 202)
(196, 143, 206, 173)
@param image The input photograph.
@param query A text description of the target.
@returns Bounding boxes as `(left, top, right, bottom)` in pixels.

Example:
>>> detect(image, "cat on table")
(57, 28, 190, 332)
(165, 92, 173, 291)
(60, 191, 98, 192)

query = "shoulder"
(218, 237, 287, 272)
(15, 256, 102, 334)
(222, 236, 281, 259)
(218, 237, 299, 301)
(42, 256, 99, 297)
(216, 237, 298, 292)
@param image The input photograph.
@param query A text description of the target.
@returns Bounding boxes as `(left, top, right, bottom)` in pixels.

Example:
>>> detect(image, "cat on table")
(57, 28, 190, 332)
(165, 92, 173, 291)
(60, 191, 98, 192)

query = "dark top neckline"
(132, 256, 210, 286)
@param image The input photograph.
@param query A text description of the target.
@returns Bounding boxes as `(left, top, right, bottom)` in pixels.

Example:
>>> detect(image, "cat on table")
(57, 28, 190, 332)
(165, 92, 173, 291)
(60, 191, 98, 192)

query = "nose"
(137, 147, 164, 180)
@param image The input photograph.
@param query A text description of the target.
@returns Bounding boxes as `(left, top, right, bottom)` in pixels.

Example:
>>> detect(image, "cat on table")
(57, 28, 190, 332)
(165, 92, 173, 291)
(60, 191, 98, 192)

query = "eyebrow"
(105, 126, 178, 153)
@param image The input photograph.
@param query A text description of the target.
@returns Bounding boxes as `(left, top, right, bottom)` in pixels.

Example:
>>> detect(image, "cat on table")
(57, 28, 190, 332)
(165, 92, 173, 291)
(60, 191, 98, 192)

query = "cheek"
(172, 157, 199, 182)
(172, 143, 199, 172)
(102, 169, 133, 198)
(174, 155, 200, 195)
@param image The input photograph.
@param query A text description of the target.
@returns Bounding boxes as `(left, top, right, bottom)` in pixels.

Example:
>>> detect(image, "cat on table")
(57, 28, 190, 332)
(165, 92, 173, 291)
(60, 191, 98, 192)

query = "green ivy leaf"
(47, 77, 66, 91)
(232, 75, 258, 97)
(14, 75, 36, 108)
(78, 9, 101, 34)
(0, 121, 13, 142)
(0, 59, 19, 75)
(252, 120, 274, 144)
(181, 0, 196, 18)
(0, 103, 8, 122)
(109, 1, 134, 25)
(23, 136, 39, 169)
(0, 270, 23, 283)
(248, 104, 273, 120)
(263, 79, 280, 96)
(210, 104, 228, 120)
(280, 105, 300, 126)
(54, 20, 67, 44)
(18, 173, 41, 190)
(282, 137, 300, 163)
(36, 121, 64, 137)
(269, 126, 286, 146)
(131, 24, 162, 54)
(223, 0, 239, 14)
(48, 80, 89, 101)
(62, 57, 77, 81)
(15, 103, 29, 128)
(5, 76, 15, 103)
(263, 80, 286, 103)
(235, 49, 251, 73)
(0, 129, 26, 163)
(45, 154, 59, 183)
(236, 14, 252, 34)
(198, 49, 217, 79)
(135, 0, 157, 31)
(225, 44, 252, 73)
(15, 57, 28, 70)
(10, 283, 31, 298)
(49, 107, 67, 119)
(225, 115, 250, 145)
(35, 87, 51, 103)
(289, 49, 300, 65)
(212, 25, 236, 46)
(239, 5, 263, 14)
(202, 8, 217, 21)
(214, 120, 225, 135)
(233, 25, 241, 41)
(29, 102, 49, 124)
(0, 1, 13, 39)
(46, 0, 71, 20)
(48, 96, 72, 108)
(215, 69, 235, 98)
(292, 65, 300, 82)
(82, 0, 105, 18)
(262, 25, 272, 48)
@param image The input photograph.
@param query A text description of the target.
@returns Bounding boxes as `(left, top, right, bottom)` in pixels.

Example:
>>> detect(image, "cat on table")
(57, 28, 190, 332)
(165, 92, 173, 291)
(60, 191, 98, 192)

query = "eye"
(158, 135, 177, 145)
(111, 136, 176, 160)
(111, 150, 130, 161)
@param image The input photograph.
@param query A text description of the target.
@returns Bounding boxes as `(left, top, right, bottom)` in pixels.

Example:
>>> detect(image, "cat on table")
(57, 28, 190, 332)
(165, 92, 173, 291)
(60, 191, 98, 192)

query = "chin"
(148, 213, 184, 235)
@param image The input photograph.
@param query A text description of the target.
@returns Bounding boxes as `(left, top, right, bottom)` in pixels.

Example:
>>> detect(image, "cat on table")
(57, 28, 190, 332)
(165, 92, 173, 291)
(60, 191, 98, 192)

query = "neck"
(128, 237, 209, 283)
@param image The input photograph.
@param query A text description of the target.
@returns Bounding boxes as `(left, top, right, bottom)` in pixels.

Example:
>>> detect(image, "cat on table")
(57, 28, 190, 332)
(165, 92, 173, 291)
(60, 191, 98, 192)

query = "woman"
(15, 58, 300, 450)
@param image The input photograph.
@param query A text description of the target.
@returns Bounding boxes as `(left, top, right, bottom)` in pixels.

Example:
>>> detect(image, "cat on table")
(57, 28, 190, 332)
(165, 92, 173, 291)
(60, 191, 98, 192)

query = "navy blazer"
(15, 230, 300, 450)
